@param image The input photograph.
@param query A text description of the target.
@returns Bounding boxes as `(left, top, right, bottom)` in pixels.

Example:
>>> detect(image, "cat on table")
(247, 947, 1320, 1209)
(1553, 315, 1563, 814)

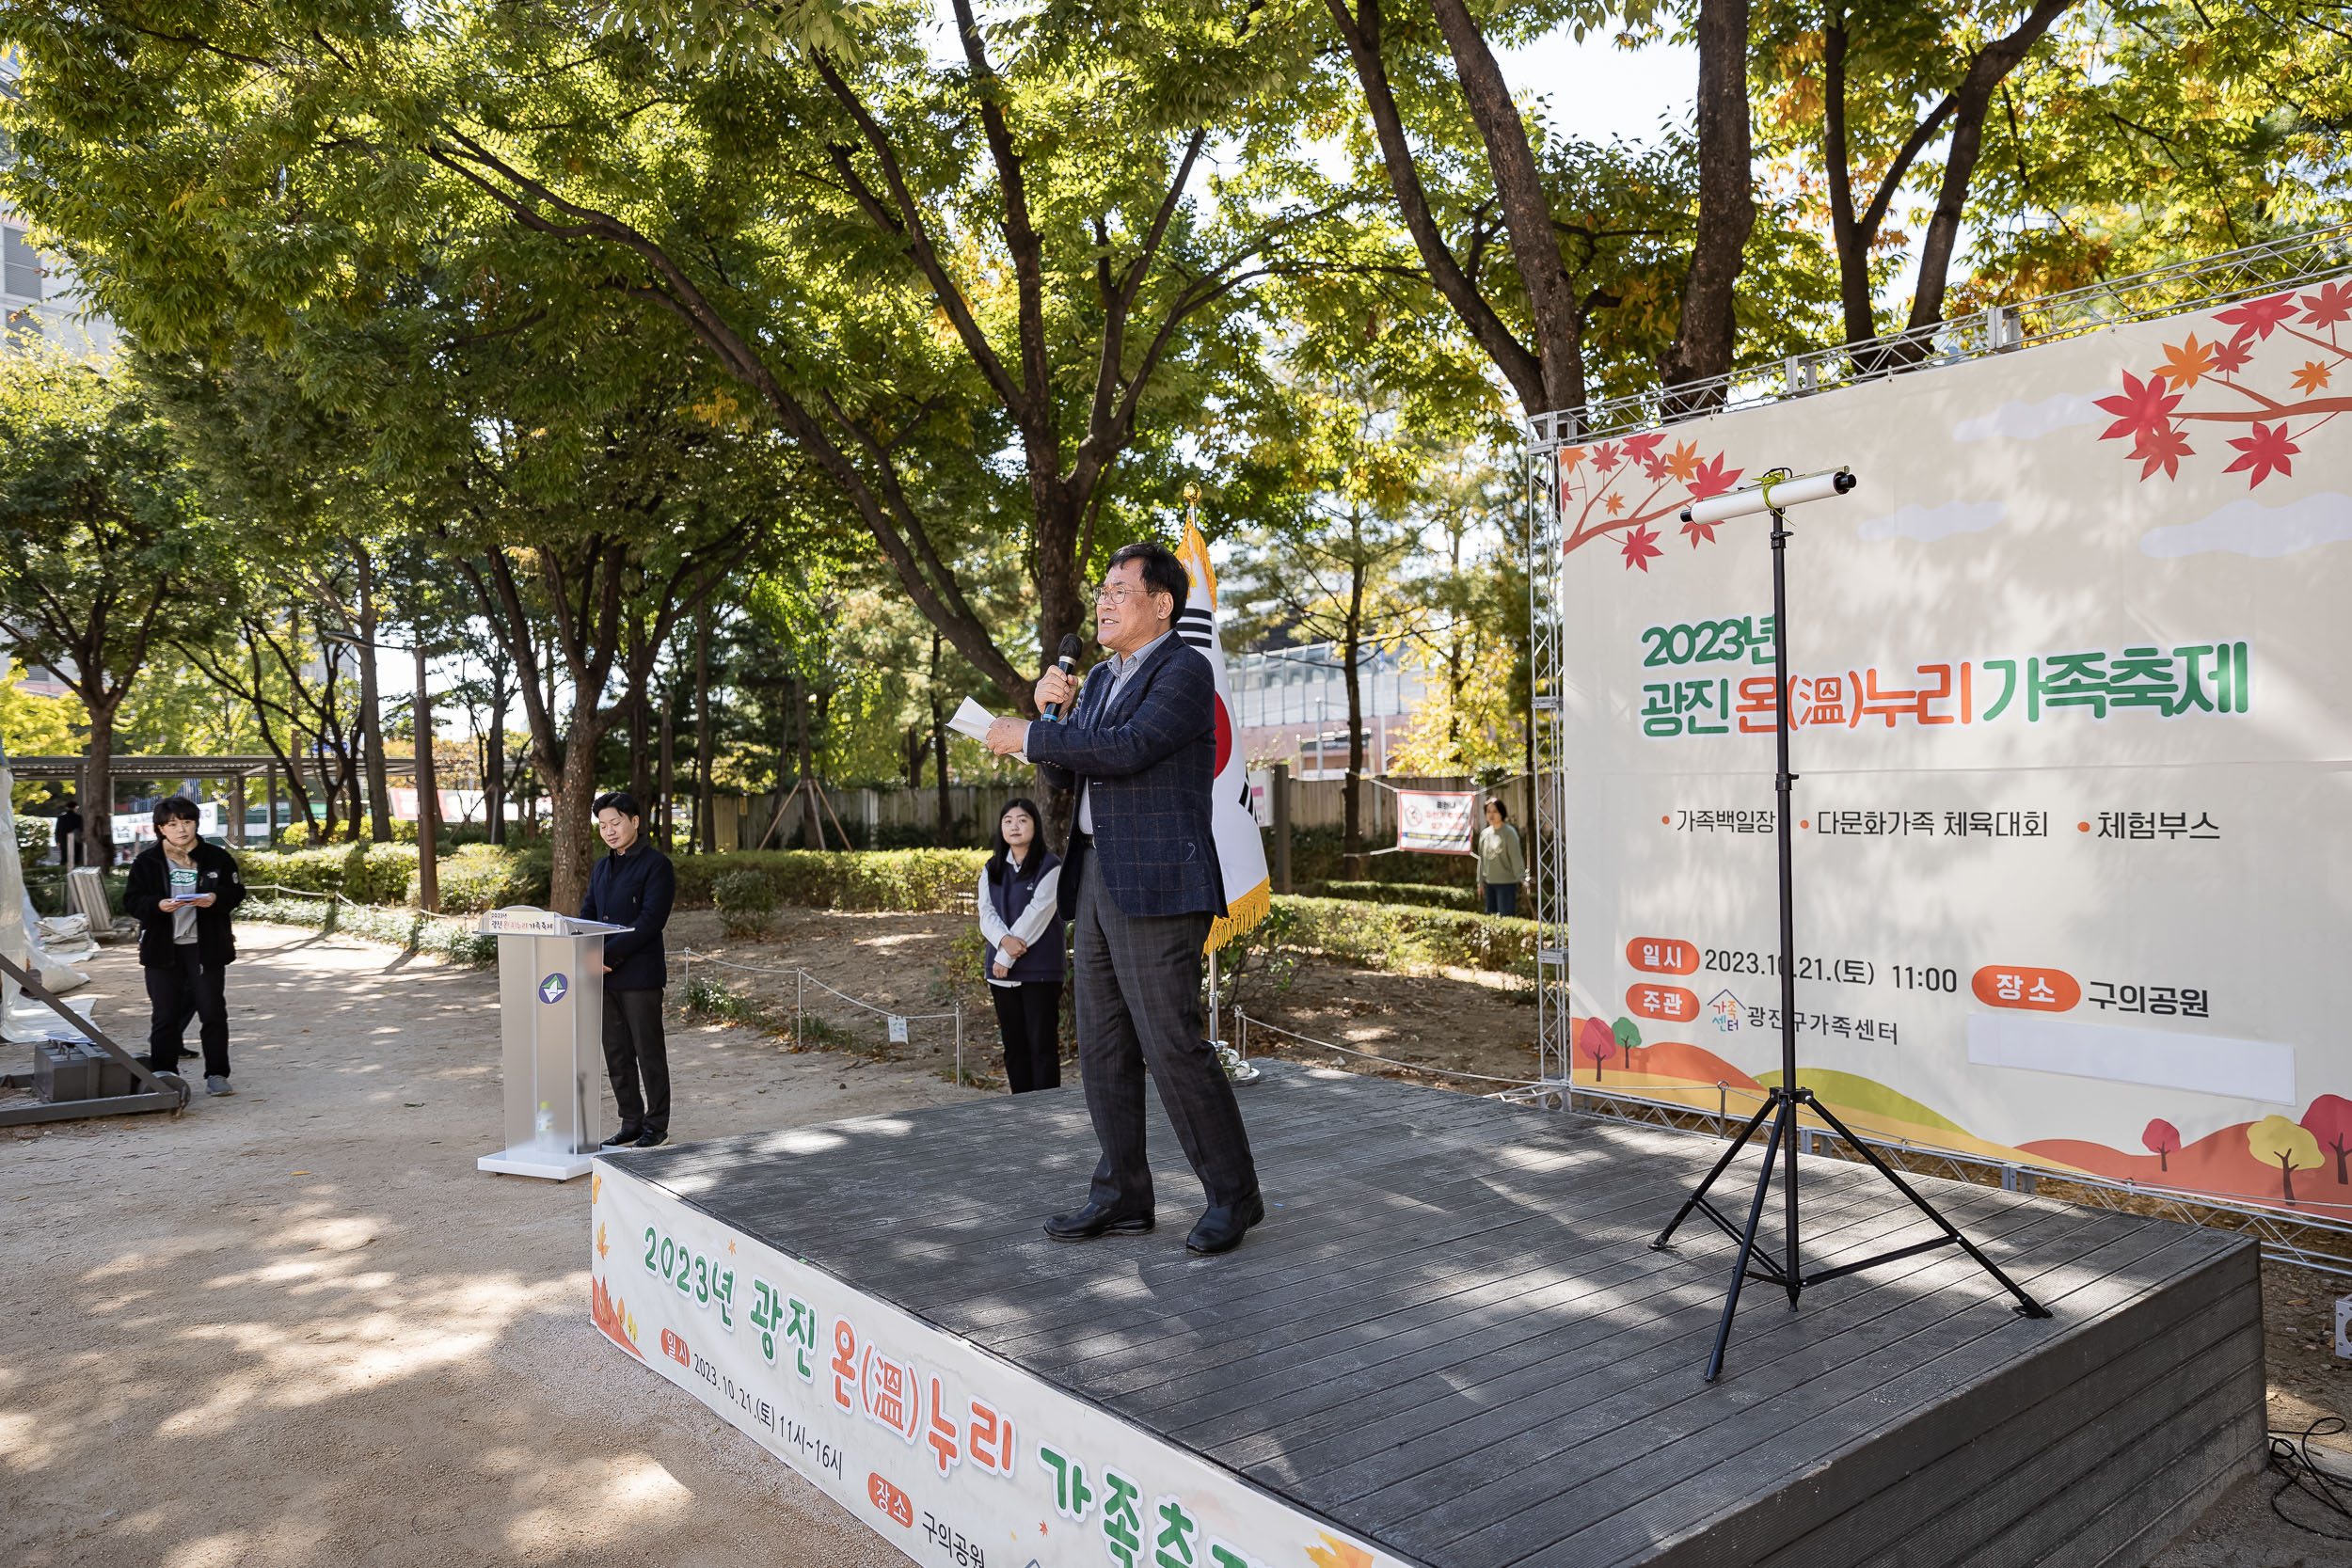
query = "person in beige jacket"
(1477, 799, 1527, 917)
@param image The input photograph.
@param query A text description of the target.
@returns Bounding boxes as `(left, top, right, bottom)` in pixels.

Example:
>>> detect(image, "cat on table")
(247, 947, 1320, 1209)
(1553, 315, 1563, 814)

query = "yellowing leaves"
(684, 385, 749, 430)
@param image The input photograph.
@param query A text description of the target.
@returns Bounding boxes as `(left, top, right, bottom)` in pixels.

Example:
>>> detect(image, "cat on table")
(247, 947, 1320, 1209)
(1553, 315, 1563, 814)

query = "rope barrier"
(671, 946, 965, 1082)
(1236, 1011, 1541, 1091)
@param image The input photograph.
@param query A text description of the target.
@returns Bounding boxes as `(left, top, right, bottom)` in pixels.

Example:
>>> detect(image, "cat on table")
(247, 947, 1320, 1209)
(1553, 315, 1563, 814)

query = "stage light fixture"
(1677, 467, 1857, 528)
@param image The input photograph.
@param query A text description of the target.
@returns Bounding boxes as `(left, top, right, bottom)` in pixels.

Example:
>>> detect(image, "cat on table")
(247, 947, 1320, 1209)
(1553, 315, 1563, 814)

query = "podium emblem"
(539, 973, 570, 1004)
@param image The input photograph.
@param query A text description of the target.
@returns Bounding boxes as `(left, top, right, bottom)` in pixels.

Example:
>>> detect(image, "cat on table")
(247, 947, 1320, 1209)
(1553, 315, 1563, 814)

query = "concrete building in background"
(1228, 641, 1426, 779)
(0, 52, 119, 357)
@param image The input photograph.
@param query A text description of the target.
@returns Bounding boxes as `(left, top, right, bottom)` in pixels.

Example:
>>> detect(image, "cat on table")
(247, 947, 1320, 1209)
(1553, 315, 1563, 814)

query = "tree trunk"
(356, 546, 393, 842)
(904, 723, 925, 789)
(930, 631, 953, 848)
(797, 677, 825, 850)
(548, 747, 600, 917)
(628, 684, 652, 811)
(1658, 0, 1756, 401)
(1424, 0, 1589, 414)
(1341, 546, 1367, 878)
(659, 697, 675, 853)
(695, 612, 715, 855)
(414, 641, 439, 912)
(81, 699, 117, 869)
(487, 663, 509, 847)
(1903, 0, 2077, 339)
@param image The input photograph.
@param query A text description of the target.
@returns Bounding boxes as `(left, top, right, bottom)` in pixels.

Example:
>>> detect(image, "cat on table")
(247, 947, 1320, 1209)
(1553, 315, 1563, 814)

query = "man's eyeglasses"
(1093, 582, 1159, 607)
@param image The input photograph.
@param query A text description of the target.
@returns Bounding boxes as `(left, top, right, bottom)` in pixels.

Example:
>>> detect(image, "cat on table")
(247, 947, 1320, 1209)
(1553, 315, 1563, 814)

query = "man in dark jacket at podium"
(581, 791, 675, 1148)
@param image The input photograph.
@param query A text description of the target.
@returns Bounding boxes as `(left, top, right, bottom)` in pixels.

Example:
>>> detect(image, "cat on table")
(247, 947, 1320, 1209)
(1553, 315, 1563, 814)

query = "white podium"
(476, 906, 630, 1180)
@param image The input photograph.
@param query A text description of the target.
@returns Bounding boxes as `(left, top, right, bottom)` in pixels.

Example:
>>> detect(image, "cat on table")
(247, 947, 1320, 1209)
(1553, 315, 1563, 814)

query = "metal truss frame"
(1523, 414, 1578, 1087)
(1514, 222, 2352, 1274)
(1568, 220, 2352, 441)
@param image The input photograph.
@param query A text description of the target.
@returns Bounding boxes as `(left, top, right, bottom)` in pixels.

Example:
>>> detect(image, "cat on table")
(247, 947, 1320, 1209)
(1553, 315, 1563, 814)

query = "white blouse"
(976, 858, 1062, 987)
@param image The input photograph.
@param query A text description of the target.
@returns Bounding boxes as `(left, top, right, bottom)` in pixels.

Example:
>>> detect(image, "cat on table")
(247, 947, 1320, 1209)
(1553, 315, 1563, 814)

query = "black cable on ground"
(2269, 1416, 2352, 1541)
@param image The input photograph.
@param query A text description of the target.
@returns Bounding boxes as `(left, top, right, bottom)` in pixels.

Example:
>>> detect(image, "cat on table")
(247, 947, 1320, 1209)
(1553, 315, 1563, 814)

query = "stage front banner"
(1550, 277, 2352, 1221)
(590, 1161, 1410, 1568)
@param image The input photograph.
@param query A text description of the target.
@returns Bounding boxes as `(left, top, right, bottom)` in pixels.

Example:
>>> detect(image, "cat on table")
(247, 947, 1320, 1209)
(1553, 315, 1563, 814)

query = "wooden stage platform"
(591, 1065, 2262, 1568)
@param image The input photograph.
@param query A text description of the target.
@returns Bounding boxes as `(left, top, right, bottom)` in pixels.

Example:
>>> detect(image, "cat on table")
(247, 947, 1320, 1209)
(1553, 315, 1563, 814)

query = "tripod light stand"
(1647, 467, 2052, 1382)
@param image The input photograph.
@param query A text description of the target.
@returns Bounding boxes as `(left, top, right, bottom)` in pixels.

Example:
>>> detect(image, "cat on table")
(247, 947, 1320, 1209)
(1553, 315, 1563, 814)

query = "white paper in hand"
(946, 696, 997, 744)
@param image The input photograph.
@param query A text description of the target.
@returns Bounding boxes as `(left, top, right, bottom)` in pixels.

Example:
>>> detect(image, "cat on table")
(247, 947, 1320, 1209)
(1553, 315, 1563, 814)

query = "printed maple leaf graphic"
(1550, 428, 1742, 571)
(2222, 421, 2299, 486)
(2214, 292, 2297, 341)
(2100, 281, 2350, 484)
(2156, 335, 2217, 389)
(1304, 1534, 1376, 1568)
(596, 1223, 609, 1260)
(1686, 452, 1742, 499)
(2095, 370, 2184, 443)
(2302, 280, 2352, 329)
(2131, 423, 2194, 481)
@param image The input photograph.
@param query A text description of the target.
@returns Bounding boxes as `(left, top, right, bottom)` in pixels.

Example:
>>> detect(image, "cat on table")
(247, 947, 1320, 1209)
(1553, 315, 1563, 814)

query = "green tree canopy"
(0, 353, 225, 858)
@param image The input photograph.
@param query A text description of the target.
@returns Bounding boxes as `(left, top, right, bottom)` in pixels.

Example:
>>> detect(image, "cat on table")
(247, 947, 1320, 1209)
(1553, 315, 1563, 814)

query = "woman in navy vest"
(977, 798, 1065, 1092)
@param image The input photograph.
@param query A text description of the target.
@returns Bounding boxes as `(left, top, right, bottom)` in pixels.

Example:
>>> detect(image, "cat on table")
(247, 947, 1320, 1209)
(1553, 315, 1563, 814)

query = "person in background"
(582, 790, 676, 1149)
(123, 795, 246, 1094)
(1478, 798, 1526, 918)
(977, 798, 1065, 1093)
(54, 794, 83, 866)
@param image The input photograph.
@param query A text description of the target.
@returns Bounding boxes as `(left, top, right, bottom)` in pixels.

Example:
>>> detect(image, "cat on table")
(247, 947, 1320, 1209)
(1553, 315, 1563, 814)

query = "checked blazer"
(1025, 633, 1230, 921)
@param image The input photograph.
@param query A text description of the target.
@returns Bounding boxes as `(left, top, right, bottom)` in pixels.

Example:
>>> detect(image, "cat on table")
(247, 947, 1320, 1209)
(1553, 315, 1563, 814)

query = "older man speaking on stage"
(985, 541, 1264, 1256)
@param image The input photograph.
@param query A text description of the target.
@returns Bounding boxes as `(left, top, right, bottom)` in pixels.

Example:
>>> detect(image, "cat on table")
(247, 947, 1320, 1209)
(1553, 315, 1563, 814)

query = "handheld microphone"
(1041, 633, 1084, 721)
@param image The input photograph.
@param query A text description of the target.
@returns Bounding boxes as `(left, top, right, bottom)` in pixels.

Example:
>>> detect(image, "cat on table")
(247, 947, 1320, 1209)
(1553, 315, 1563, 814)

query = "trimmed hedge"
(1316, 879, 1480, 912)
(1279, 826, 1478, 887)
(668, 849, 987, 912)
(434, 842, 552, 912)
(237, 842, 429, 905)
(237, 893, 498, 965)
(231, 865, 1536, 975)
(236, 843, 987, 914)
(1272, 895, 1540, 972)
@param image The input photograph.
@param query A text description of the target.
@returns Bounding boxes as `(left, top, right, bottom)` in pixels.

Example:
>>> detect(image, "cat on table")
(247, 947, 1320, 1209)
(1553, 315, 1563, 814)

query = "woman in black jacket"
(122, 796, 246, 1094)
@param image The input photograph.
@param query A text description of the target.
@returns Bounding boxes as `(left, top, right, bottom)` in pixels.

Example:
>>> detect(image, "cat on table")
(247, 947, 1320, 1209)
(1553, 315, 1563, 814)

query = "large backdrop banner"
(1553, 277, 2352, 1220)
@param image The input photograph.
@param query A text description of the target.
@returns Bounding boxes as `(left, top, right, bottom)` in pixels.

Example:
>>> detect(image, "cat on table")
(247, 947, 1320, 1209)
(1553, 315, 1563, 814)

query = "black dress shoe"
(1043, 1202, 1154, 1242)
(1185, 1192, 1266, 1256)
(600, 1126, 643, 1148)
(634, 1129, 669, 1148)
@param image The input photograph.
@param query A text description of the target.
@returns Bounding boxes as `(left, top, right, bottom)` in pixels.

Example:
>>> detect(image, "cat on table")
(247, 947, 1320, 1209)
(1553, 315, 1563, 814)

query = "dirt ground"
(0, 922, 980, 1568)
(4, 913, 2349, 1565)
(673, 904, 1547, 1091)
